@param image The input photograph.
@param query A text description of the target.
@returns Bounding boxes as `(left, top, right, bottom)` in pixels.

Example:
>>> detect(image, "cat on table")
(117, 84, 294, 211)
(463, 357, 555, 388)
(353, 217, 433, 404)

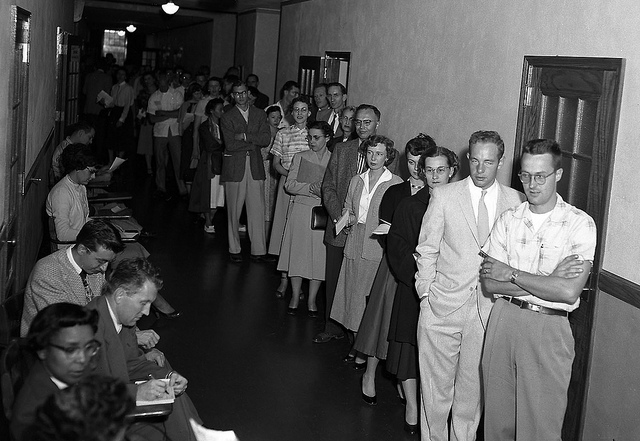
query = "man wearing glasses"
(415, 131, 524, 440)
(11, 302, 102, 441)
(220, 81, 271, 263)
(479, 139, 596, 440)
(88, 258, 202, 441)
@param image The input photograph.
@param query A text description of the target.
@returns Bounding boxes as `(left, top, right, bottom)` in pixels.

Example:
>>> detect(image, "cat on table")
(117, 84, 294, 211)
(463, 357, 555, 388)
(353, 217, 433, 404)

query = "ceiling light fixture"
(126, 25, 136, 33)
(117, 30, 126, 37)
(162, 1, 180, 15)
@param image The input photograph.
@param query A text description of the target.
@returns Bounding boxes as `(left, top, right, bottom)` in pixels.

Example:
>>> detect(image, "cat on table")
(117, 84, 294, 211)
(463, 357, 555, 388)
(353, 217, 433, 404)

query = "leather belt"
(505, 297, 568, 317)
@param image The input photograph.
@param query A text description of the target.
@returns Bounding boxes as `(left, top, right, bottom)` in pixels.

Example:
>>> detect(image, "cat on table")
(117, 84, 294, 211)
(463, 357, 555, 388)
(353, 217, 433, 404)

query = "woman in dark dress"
(386, 146, 459, 434)
(352, 134, 436, 398)
(179, 83, 204, 189)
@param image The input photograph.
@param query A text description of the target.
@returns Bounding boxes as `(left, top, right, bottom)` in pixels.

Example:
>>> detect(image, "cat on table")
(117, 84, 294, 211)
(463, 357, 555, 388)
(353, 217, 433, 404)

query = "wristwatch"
(510, 270, 520, 284)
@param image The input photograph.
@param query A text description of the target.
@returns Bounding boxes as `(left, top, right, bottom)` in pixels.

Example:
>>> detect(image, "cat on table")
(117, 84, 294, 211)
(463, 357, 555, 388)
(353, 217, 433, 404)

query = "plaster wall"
(278, 0, 640, 282)
(236, 12, 257, 76)
(211, 14, 237, 77)
(148, 21, 214, 74)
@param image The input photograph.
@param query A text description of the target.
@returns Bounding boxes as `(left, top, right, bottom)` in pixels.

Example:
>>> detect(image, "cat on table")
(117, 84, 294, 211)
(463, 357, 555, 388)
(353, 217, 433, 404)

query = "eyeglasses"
(86, 167, 97, 175)
(233, 90, 248, 96)
(49, 340, 101, 358)
(424, 166, 450, 176)
(517, 171, 555, 185)
(354, 119, 373, 128)
(341, 116, 353, 122)
(306, 135, 325, 142)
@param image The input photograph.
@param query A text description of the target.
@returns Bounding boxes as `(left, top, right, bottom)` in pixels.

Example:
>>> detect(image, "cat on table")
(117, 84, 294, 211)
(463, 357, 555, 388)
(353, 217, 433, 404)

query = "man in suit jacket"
(246, 74, 270, 110)
(87, 258, 202, 441)
(315, 104, 385, 344)
(415, 131, 525, 441)
(220, 81, 272, 262)
(20, 220, 125, 336)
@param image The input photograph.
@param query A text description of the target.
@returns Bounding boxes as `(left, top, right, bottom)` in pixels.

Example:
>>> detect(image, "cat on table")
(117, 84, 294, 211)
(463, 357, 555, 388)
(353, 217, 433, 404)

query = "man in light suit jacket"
(415, 131, 525, 441)
(220, 81, 272, 262)
(87, 258, 202, 441)
(20, 220, 125, 336)
(315, 104, 386, 344)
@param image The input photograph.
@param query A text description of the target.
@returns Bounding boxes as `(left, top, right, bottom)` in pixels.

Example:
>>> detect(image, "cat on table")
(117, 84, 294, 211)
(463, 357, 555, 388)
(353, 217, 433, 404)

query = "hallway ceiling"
(82, 0, 284, 34)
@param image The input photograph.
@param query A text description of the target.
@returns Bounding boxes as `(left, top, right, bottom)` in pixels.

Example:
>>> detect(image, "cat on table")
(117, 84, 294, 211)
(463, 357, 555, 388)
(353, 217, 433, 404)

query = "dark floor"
(123, 158, 417, 440)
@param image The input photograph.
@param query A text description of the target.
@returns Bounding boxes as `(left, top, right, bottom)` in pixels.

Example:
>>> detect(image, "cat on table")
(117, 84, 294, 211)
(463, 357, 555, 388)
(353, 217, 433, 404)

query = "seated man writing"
(87, 258, 202, 441)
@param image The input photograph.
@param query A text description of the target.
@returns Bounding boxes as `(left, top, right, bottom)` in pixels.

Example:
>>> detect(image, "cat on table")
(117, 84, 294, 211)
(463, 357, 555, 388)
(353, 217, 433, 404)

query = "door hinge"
(18, 172, 25, 195)
(524, 86, 533, 107)
(58, 43, 66, 56)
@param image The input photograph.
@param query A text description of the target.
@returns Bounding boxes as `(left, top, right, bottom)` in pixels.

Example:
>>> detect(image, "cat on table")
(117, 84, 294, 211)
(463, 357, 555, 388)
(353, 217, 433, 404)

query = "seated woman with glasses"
(11, 303, 101, 441)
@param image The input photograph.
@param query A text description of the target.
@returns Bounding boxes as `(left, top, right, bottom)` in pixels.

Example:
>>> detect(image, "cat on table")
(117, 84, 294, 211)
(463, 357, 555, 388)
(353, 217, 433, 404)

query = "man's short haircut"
(66, 121, 93, 138)
(314, 83, 328, 94)
(405, 133, 436, 157)
(355, 104, 381, 121)
(340, 106, 356, 117)
(279, 80, 300, 98)
(60, 144, 96, 174)
(307, 120, 334, 138)
(419, 146, 460, 181)
(75, 219, 125, 254)
(246, 73, 259, 83)
(207, 76, 222, 86)
(231, 80, 246, 91)
(266, 105, 282, 116)
(327, 82, 347, 95)
(102, 258, 163, 298)
(205, 98, 224, 115)
(361, 134, 397, 166)
(184, 83, 202, 101)
(27, 303, 99, 352)
(225, 75, 240, 86)
(33, 375, 133, 441)
(522, 138, 563, 170)
(468, 130, 505, 158)
(291, 96, 310, 108)
(247, 86, 260, 97)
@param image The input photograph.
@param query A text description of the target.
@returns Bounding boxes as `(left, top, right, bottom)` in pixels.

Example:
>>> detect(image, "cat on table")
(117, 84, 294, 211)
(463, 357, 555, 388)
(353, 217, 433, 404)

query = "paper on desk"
(135, 379, 175, 406)
(97, 90, 113, 106)
(371, 223, 390, 235)
(108, 157, 127, 172)
(103, 202, 126, 213)
(334, 211, 350, 235)
(190, 419, 239, 441)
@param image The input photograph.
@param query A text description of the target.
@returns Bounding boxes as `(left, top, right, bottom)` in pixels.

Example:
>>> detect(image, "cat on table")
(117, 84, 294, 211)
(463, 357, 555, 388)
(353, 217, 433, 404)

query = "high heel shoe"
(286, 307, 298, 315)
(353, 360, 367, 370)
(361, 377, 377, 405)
(403, 421, 418, 435)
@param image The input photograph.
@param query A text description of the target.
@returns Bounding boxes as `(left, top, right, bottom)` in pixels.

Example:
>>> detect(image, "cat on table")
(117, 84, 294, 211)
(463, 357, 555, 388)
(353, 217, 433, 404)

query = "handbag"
(311, 206, 328, 230)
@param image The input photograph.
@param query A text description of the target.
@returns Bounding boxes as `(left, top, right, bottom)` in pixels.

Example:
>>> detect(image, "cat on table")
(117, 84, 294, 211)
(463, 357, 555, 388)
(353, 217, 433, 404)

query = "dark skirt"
(386, 281, 420, 380)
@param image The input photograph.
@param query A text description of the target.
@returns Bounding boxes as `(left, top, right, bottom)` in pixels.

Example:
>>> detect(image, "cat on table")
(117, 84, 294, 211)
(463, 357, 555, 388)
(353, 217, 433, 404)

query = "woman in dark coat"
(188, 98, 225, 233)
(386, 145, 459, 434)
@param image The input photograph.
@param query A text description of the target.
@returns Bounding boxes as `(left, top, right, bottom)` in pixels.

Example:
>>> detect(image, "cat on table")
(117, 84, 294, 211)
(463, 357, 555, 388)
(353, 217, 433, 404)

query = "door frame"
(512, 55, 625, 439)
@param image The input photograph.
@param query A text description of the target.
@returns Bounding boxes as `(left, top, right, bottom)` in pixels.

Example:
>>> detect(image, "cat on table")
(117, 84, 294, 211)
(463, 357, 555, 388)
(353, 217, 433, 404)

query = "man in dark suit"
(314, 104, 384, 343)
(246, 73, 270, 110)
(220, 80, 272, 262)
(87, 258, 202, 441)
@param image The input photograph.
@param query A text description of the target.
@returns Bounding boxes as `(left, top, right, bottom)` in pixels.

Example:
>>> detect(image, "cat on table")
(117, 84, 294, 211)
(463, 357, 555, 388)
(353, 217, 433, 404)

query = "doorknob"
(5, 239, 16, 245)
(29, 178, 42, 183)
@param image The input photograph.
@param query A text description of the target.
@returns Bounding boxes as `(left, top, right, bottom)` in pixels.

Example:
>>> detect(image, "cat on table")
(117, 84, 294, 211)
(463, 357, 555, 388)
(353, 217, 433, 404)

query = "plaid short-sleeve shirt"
(269, 125, 309, 171)
(483, 194, 597, 312)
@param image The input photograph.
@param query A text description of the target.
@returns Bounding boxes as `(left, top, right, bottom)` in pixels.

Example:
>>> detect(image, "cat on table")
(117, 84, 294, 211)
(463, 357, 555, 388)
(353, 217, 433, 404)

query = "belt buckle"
(527, 303, 541, 313)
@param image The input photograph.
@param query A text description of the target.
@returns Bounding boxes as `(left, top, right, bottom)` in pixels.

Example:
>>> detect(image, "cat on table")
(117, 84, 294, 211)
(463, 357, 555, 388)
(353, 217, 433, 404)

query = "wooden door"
(512, 56, 624, 440)
(298, 55, 322, 101)
(0, 8, 30, 303)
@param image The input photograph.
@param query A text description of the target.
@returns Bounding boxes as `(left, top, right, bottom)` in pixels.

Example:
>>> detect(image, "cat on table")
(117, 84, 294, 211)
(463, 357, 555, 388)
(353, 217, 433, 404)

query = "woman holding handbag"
(188, 98, 225, 233)
(277, 121, 333, 316)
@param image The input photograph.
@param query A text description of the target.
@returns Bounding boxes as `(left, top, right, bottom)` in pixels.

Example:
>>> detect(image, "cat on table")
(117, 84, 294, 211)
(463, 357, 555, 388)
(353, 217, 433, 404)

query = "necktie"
(477, 190, 490, 245)
(79, 270, 94, 303)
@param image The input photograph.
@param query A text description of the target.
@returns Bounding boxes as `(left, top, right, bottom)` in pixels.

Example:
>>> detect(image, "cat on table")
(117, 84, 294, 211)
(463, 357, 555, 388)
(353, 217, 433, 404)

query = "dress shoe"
(308, 309, 318, 318)
(155, 309, 182, 319)
(312, 331, 345, 344)
(361, 377, 377, 405)
(229, 253, 243, 263)
(404, 422, 418, 435)
(250, 254, 277, 263)
(286, 307, 298, 315)
(275, 289, 285, 299)
(342, 353, 356, 364)
(354, 361, 367, 371)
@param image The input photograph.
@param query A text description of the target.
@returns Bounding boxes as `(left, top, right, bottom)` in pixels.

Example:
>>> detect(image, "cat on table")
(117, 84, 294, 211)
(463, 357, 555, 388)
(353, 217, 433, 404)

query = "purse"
(311, 206, 328, 230)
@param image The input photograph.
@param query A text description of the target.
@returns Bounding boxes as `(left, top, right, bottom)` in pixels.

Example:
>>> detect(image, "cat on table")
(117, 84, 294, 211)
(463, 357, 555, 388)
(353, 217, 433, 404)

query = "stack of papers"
(135, 379, 175, 406)
(189, 419, 239, 441)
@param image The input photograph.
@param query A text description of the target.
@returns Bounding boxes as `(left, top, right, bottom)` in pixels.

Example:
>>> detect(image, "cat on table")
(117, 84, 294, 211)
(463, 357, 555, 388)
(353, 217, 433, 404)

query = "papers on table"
(102, 202, 127, 213)
(108, 157, 127, 172)
(371, 223, 390, 235)
(97, 90, 113, 106)
(189, 419, 239, 441)
(135, 379, 175, 406)
(334, 210, 350, 235)
(111, 218, 143, 240)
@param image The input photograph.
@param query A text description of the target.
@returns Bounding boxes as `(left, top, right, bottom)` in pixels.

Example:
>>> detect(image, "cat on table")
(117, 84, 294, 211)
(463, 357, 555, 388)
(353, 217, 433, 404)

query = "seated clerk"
(31, 375, 134, 441)
(11, 303, 102, 441)
(87, 258, 202, 441)
(20, 219, 161, 352)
